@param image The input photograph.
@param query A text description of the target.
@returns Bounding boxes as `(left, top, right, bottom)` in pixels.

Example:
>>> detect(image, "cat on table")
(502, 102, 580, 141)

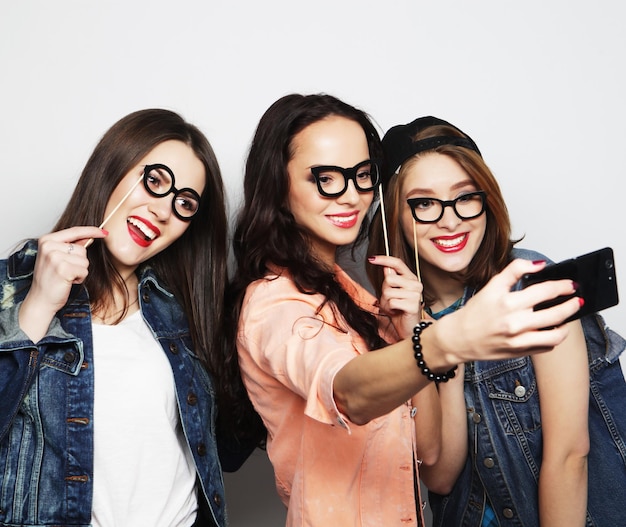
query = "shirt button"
(472, 413, 482, 424)
(503, 508, 514, 519)
(187, 392, 198, 405)
(410, 407, 417, 418)
(483, 457, 495, 468)
(514, 385, 527, 397)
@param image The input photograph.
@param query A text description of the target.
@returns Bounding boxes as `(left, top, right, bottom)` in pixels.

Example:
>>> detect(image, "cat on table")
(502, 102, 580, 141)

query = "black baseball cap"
(381, 116, 481, 183)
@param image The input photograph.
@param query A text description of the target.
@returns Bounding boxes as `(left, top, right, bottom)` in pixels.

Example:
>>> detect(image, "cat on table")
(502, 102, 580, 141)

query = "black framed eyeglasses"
(407, 191, 487, 224)
(310, 159, 380, 198)
(142, 164, 201, 221)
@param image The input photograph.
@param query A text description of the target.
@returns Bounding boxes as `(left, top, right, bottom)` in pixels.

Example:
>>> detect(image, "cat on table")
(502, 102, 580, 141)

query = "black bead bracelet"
(412, 321, 457, 383)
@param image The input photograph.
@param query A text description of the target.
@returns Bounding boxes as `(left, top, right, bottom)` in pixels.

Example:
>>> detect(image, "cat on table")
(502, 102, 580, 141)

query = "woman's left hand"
(368, 255, 423, 339)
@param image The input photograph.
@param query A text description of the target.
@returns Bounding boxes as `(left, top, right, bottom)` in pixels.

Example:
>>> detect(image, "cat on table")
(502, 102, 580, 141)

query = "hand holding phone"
(520, 247, 619, 323)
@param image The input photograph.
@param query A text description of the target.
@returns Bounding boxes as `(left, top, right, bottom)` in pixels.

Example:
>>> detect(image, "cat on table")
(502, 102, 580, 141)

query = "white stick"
(413, 220, 425, 318)
(84, 175, 143, 248)
(412, 220, 422, 282)
(378, 182, 391, 257)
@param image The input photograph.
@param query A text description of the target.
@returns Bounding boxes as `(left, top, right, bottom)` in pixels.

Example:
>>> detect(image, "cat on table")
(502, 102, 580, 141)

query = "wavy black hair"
(222, 94, 385, 448)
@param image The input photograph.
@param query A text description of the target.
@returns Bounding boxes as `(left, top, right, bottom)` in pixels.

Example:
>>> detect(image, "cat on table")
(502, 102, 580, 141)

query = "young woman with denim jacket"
(368, 116, 626, 526)
(0, 109, 241, 526)
(225, 94, 584, 527)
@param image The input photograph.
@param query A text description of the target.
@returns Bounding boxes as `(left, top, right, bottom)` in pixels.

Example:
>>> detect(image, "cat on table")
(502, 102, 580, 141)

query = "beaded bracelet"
(412, 321, 457, 383)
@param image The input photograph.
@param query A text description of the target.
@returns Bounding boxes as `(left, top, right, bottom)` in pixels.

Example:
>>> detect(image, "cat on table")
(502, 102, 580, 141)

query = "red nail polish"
(532, 260, 546, 265)
(368, 256, 375, 262)
(101, 229, 109, 235)
(572, 281, 580, 290)
(578, 297, 585, 307)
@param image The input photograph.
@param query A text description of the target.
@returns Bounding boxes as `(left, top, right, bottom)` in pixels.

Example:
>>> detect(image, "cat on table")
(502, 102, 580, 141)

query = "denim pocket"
(482, 357, 542, 435)
(41, 342, 84, 375)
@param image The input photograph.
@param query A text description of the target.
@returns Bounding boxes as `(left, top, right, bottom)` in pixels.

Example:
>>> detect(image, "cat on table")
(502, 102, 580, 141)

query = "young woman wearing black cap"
(368, 116, 626, 526)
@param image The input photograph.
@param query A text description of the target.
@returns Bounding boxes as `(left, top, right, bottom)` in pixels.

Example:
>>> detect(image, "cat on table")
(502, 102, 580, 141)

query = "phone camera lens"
(605, 259, 614, 270)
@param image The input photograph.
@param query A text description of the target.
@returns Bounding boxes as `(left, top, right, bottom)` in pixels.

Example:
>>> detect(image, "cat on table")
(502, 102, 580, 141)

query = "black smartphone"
(520, 247, 619, 323)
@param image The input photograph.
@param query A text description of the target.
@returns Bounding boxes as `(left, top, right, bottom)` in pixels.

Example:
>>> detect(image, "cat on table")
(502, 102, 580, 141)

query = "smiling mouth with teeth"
(434, 234, 466, 248)
(127, 217, 158, 241)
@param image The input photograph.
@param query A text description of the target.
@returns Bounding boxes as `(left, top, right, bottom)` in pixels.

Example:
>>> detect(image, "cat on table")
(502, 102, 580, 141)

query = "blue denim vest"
(429, 248, 626, 527)
(0, 241, 227, 527)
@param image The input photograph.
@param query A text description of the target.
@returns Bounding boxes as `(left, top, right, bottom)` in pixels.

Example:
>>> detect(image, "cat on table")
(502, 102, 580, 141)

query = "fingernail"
(532, 260, 546, 265)
(572, 281, 579, 291)
(579, 297, 585, 307)
(368, 256, 375, 262)
(101, 229, 109, 235)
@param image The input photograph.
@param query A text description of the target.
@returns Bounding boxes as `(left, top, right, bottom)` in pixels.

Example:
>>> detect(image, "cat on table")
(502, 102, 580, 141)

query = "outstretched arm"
(333, 258, 581, 425)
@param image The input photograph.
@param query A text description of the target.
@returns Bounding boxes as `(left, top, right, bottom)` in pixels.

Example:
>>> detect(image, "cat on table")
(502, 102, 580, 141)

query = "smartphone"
(520, 247, 619, 323)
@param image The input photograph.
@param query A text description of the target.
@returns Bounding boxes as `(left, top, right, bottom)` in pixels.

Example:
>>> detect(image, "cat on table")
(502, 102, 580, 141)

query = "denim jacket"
(0, 241, 227, 527)
(429, 248, 626, 527)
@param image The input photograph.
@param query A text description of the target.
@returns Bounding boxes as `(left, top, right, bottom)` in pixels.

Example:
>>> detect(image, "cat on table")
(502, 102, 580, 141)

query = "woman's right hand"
(435, 258, 582, 363)
(18, 226, 107, 342)
(368, 254, 424, 339)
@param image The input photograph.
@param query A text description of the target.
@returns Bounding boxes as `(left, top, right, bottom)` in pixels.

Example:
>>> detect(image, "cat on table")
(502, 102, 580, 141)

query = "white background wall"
(2, 2, 625, 525)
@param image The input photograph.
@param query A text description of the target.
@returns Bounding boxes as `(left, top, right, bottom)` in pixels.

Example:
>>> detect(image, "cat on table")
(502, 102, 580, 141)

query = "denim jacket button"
(503, 508, 514, 519)
(213, 492, 222, 506)
(63, 351, 75, 363)
(483, 457, 495, 468)
(187, 392, 198, 405)
(197, 443, 207, 456)
(514, 385, 526, 398)
(169, 342, 179, 354)
(472, 413, 482, 424)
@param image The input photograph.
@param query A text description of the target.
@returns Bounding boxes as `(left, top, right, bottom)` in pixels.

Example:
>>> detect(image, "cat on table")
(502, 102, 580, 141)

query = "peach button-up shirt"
(237, 266, 423, 527)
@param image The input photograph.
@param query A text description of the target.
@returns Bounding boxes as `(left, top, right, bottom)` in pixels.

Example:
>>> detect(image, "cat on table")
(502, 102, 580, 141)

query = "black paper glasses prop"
(84, 163, 200, 248)
(141, 164, 201, 221)
(406, 191, 486, 224)
(311, 159, 381, 198)
(311, 159, 391, 256)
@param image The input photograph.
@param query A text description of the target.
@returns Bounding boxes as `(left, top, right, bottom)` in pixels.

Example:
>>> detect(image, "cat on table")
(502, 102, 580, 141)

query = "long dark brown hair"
(222, 94, 385, 447)
(368, 122, 517, 303)
(54, 108, 228, 380)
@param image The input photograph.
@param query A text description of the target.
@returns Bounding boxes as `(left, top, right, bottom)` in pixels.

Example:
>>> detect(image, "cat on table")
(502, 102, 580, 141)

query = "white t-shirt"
(91, 310, 198, 527)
